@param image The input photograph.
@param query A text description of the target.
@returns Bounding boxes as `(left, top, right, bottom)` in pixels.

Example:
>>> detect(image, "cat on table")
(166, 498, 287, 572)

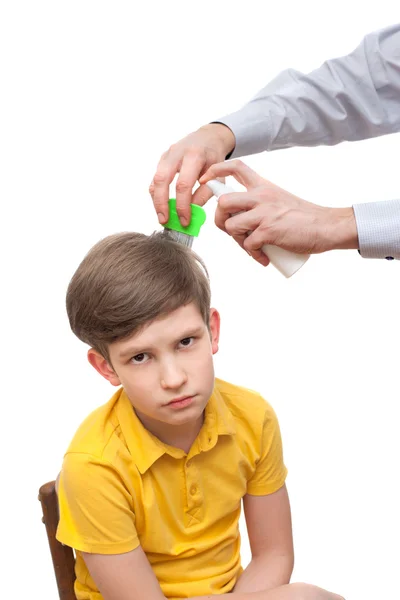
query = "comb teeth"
(161, 228, 194, 248)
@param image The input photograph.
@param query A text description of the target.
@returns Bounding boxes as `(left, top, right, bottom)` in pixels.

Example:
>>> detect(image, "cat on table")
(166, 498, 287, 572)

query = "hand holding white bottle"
(205, 179, 310, 278)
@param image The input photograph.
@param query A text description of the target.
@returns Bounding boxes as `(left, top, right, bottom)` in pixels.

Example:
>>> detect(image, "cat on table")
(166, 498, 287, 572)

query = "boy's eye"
(180, 337, 194, 347)
(131, 352, 149, 364)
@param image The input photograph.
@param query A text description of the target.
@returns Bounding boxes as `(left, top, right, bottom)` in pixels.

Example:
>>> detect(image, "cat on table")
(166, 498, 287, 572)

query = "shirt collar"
(199, 382, 236, 450)
(115, 381, 236, 474)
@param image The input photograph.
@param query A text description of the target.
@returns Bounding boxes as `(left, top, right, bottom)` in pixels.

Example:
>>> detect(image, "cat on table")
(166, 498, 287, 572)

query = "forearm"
(190, 591, 286, 600)
(232, 553, 293, 594)
(216, 24, 400, 158)
(190, 582, 342, 600)
(190, 591, 284, 600)
(190, 593, 264, 600)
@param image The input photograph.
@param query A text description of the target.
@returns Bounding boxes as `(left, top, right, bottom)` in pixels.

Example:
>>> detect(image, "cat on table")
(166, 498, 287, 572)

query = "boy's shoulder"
(64, 388, 125, 464)
(215, 377, 275, 426)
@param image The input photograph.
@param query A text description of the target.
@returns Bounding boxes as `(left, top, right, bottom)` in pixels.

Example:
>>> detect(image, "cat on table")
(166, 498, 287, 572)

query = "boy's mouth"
(166, 395, 195, 409)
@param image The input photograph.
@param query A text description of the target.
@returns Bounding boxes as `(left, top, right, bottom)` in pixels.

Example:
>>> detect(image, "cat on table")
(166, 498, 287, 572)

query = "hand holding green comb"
(161, 199, 206, 248)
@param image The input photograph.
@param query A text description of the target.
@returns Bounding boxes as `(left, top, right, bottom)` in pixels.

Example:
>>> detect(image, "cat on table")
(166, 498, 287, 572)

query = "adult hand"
(200, 160, 358, 267)
(150, 124, 235, 226)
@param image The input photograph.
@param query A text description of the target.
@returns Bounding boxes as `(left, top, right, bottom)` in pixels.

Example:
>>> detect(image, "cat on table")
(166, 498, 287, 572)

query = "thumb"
(191, 183, 214, 207)
(200, 159, 264, 189)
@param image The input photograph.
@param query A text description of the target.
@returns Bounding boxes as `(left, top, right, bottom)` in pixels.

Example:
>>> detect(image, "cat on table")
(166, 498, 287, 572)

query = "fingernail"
(158, 213, 166, 223)
(180, 216, 189, 227)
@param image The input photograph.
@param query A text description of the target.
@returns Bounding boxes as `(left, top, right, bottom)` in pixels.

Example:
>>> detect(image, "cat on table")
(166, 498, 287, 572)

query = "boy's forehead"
(142, 304, 204, 334)
(117, 303, 206, 352)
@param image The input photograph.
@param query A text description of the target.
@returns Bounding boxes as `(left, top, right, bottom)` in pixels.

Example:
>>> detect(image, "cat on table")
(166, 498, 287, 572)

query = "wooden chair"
(38, 481, 77, 600)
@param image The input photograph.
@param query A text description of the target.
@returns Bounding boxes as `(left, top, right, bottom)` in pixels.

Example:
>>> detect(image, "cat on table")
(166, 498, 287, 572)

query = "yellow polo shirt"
(56, 378, 287, 600)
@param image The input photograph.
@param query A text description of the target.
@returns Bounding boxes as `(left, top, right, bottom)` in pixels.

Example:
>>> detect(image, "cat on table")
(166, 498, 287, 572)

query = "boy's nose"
(160, 360, 188, 390)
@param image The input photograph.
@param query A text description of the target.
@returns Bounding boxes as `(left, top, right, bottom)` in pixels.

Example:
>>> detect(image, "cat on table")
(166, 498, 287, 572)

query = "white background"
(1, 2, 399, 599)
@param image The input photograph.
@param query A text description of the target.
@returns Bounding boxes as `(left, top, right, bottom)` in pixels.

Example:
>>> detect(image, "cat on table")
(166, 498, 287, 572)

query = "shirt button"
(190, 484, 197, 495)
(186, 459, 191, 467)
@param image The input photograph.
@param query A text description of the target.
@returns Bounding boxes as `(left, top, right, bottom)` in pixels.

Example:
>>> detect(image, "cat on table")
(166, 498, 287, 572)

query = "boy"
(56, 231, 343, 600)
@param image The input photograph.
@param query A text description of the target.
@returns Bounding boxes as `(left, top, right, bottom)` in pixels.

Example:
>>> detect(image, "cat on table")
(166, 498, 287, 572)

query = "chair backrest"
(38, 480, 77, 600)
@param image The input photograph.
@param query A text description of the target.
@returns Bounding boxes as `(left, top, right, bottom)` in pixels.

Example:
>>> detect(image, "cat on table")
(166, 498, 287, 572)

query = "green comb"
(161, 199, 206, 248)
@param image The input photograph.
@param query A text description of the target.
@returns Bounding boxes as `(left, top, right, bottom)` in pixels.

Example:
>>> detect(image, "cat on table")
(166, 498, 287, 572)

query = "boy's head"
(67, 232, 220, 428)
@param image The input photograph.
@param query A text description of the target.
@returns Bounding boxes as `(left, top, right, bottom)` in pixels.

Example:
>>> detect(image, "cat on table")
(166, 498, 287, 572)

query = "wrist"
(201, 123, 236, 158)
(325, 207, 359, 251)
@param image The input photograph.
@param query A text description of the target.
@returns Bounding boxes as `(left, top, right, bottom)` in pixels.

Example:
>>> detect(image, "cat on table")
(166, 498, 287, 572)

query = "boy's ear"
(209, 308, 221, 355)
(87, 349, 121, 386)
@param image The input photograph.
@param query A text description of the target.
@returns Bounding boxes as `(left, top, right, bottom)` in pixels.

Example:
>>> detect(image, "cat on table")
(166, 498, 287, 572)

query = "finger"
(243, 227, 273, 254)
(248, 248, 270, 267)
(231, 233, 247, 250)
(214, 196, 257, 232)
(243, 230, 271, 266)
(216, 208, 270, 267)
(223, 209, 264, 237)
(193, 173, 225, 206)
(151, 153, 180, 224)
(175, 152, 207, 226)
(199, 159, 264, 189)
(191, 183, 214, 207)
(214, 202, 233, 232)
(218, 191, 258, 213)
(231, 232, 269, 267)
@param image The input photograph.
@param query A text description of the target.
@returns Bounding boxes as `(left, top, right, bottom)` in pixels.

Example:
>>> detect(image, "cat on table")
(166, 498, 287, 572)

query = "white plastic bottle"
(206, 179, 310, 278)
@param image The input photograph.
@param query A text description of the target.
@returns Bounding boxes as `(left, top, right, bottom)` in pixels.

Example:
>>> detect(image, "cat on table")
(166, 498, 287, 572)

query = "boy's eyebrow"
(118, 325, 205, 359)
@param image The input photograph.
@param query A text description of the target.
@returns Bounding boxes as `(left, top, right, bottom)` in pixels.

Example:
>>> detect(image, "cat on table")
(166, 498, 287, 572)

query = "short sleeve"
(246, 403, 288, 495)
(56, 452, 140, 554)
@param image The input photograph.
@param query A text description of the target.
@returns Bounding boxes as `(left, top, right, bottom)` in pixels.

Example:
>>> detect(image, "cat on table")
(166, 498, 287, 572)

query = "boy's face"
(88, 302, 220, 429)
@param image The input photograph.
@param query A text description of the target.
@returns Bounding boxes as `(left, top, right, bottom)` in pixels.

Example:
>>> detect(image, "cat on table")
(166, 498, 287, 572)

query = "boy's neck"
(135, 409, 205, 454)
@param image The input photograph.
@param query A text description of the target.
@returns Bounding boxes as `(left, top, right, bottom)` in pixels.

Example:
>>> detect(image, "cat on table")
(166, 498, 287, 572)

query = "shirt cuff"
(353, 199, 400, 259)
(214, 102, 274, 159)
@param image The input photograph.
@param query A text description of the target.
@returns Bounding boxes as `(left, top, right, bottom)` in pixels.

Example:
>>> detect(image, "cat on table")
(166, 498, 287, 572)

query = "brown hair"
(66, 232, 211, 363)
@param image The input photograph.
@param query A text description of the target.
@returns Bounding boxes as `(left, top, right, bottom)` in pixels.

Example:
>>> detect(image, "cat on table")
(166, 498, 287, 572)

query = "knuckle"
(186, 146, 203, 158)
(218, 194, 228, 208)
(224, 219, 235, 234)
(168, 143, 179, 154)
(243, 237, 254, 251)
(153, 171, 169, 186)
(176, 180, 191, 193)
(243, 234, 263, 252)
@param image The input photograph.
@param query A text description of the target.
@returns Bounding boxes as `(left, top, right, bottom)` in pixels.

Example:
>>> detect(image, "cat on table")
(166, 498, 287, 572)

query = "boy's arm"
(83, 549, 340, 600)
(233, 485, 294, 594)
(82, 546, 165, 600)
